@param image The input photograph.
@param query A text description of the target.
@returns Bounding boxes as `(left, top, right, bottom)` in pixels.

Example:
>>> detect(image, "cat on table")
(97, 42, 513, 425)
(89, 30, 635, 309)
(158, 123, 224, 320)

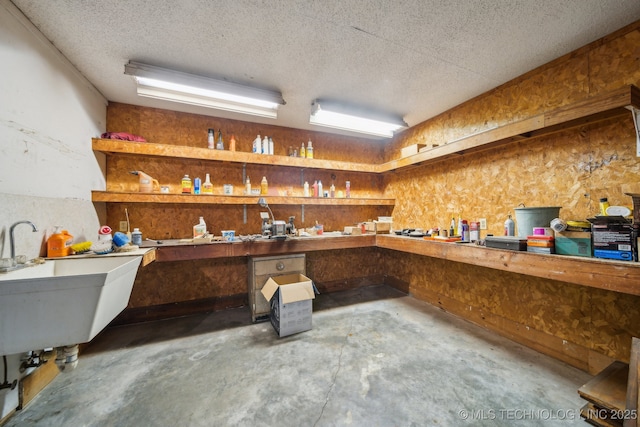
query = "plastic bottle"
(262, 136, 269, 155)
(330, 183, 335, 198)
(345, 181, 351, 198)
(130, 170, 159, 193)
(303, 181, 310, 197)
(181, 174, 192, 194)
(599, 197, 610, 216)
(131, 228, 142, 246)
(203, 173, 213, 194)
(306, 139, 313, 159)
(461, 220, 470, 242)
(450, 217, 456, 237)
(504, 215, 515, 236)
(245, 177, 251, 195)
(300, 142, 306, 158)
(193, 217, 206, 238)
(193, 177, 201, 195)
(47, 226, 73, 257)
(318, 180, 323, 197)
(216, 129, 224, 150)
(456, 215, 462, 236)
(268, 137, 274, 155)
(208, 129, 215, 149)
(312, 180, 319, 197)
(253, 134, 261, 153)
(260, 176, 268, 195)
(229, 134, 236, 152)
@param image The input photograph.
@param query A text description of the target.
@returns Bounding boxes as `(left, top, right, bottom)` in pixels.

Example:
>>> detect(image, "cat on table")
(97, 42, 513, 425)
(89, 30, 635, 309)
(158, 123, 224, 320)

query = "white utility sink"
(0, 256, 142, 355)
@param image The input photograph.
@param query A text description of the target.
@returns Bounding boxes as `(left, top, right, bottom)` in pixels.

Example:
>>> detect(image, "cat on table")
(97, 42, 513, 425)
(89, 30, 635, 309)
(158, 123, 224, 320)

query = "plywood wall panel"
(107, 103, 385, 163)
(589, 30, 640, 94)
(385, 116, 639, 235)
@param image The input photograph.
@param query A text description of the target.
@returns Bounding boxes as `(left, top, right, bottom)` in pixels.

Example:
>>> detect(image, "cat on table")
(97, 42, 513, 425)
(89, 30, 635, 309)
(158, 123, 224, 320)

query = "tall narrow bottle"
(269, 137, 274, 155)
(208, 128, 215, 149)
(216, 129, 224, 150)
(300, 142, 306, 158)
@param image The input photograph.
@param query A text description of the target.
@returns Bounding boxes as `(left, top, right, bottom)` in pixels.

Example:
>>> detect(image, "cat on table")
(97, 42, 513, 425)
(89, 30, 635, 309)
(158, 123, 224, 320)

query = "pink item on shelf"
(100, 132, 146, 142)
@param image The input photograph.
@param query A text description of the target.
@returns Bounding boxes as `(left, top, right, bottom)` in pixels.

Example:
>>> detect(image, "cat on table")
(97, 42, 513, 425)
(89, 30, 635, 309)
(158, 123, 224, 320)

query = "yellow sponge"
(71, 241, 92, 254)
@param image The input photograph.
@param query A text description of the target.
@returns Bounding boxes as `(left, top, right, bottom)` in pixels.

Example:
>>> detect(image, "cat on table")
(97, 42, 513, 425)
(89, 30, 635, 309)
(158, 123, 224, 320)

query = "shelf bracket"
(243, 204, 247, 224)
(626, 106, 640, 157)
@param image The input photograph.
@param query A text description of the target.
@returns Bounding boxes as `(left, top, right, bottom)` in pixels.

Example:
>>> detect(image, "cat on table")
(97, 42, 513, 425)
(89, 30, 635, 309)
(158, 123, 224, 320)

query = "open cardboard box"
(261, 273, 317, 337)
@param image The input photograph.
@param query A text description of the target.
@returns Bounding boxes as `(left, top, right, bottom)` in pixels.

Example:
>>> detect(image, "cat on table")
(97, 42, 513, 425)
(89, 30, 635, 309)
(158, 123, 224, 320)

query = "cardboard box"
(554, 231, 592, 257)
(260, 273, 316, 337)
(373, 220, 392, 234)
(401, 144, 427, 158)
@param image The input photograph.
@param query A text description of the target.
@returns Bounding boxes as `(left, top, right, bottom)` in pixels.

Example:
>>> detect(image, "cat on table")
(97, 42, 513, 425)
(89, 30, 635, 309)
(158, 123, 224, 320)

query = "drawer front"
(252, 254, 305, 276)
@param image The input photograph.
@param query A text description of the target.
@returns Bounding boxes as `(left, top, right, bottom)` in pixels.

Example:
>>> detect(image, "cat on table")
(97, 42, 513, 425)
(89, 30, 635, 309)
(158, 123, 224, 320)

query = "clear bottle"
(345, 181, 351, 198)
(260, 176, 268, 195)
(300, 142, 306, 158)
(202, 173, 213, 194)
(181, 174, 192, 194)
(245, 177, 251, 195)
(450, 217, 456, 236)
(216, 129, 224, 150)
(207, 129, 215, 149)
(504, 215, 515, 236)
(303, 181, 310, 197)
(306, 139, 313, 159)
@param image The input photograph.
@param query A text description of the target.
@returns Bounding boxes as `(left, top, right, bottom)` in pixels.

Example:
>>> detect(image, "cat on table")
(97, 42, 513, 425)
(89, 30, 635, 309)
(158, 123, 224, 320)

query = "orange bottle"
(47, 227, 73, 257)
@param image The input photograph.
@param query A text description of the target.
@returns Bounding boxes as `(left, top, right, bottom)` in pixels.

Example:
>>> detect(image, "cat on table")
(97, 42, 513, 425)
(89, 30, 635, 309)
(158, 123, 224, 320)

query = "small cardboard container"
(261, 273, 316, 337)
(401, 144, 427, 158)
(373, 220, 392, 234)
(554, 231, 592, 257)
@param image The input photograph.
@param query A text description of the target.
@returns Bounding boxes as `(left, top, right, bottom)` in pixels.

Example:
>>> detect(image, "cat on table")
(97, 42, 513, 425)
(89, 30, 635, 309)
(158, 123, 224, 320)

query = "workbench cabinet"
(248, 254, 306, 322)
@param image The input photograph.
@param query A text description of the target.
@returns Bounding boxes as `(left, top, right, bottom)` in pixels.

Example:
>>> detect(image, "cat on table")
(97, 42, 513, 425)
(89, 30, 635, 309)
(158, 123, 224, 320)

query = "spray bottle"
(130, 171, 160, 193)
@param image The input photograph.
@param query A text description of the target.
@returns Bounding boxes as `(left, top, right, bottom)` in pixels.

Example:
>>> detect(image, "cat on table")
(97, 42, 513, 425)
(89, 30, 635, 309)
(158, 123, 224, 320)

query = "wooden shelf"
(379, 84, 640, 172)
(91, 191, 394, 206)
(376, 234, 640, 296)
(94, 85, 639, 175)
(92, 138, 378, 173)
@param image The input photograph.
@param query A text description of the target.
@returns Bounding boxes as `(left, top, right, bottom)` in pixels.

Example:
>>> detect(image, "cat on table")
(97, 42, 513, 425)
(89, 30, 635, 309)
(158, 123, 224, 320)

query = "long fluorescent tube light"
(310, 100, 407, 138)
(124, 61, 285, 119)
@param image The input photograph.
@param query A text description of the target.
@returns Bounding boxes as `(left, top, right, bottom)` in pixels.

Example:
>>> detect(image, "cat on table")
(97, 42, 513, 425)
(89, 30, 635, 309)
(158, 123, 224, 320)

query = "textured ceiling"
(10, 0, 640, 138)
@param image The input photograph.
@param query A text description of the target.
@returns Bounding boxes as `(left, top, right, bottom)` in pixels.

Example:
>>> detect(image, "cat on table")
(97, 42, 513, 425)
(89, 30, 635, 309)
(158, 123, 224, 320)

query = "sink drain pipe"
(0, 355, 17, 391)
(55, 345, 79, 372)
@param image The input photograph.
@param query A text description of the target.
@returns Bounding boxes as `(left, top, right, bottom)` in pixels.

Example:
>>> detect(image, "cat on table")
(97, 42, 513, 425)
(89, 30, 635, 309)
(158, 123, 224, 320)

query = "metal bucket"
(514, 206, 561, 238)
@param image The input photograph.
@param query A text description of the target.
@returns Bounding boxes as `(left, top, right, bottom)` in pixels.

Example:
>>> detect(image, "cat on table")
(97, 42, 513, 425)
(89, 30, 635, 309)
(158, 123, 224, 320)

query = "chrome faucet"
(9, 221, 38, 259)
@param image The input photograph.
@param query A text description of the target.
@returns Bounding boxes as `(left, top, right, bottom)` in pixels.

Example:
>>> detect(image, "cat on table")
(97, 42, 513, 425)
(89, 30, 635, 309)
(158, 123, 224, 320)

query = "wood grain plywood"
(589, 29, 640, 95)
(107, 102, 385, 163)
(384, 116, 638, 236)
(128, 256, 248, 307)
(589, 289, 640, 362)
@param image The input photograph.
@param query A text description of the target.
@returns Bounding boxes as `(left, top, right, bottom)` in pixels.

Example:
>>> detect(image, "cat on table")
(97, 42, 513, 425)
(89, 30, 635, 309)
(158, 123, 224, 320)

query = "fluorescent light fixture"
(124, 61, 285, 119)
(309, 99, 407, 138)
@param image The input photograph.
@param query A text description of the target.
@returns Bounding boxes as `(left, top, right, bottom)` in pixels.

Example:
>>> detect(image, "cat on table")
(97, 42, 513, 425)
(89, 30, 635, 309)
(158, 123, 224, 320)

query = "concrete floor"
(5, 285, 591, 426)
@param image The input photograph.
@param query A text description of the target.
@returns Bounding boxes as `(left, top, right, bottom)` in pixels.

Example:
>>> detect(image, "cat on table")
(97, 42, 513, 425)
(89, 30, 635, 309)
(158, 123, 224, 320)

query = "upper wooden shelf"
(91, 191, 394, 206)
(93, 85, 639, 175)
(92, 138, 379, 173)
(379, 84, 640, 172)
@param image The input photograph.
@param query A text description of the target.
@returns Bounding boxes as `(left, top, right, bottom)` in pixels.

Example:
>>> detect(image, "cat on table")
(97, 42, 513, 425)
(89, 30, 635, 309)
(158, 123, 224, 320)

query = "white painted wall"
(0, 1, 108, 419)
(0, 0, 107, 259)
